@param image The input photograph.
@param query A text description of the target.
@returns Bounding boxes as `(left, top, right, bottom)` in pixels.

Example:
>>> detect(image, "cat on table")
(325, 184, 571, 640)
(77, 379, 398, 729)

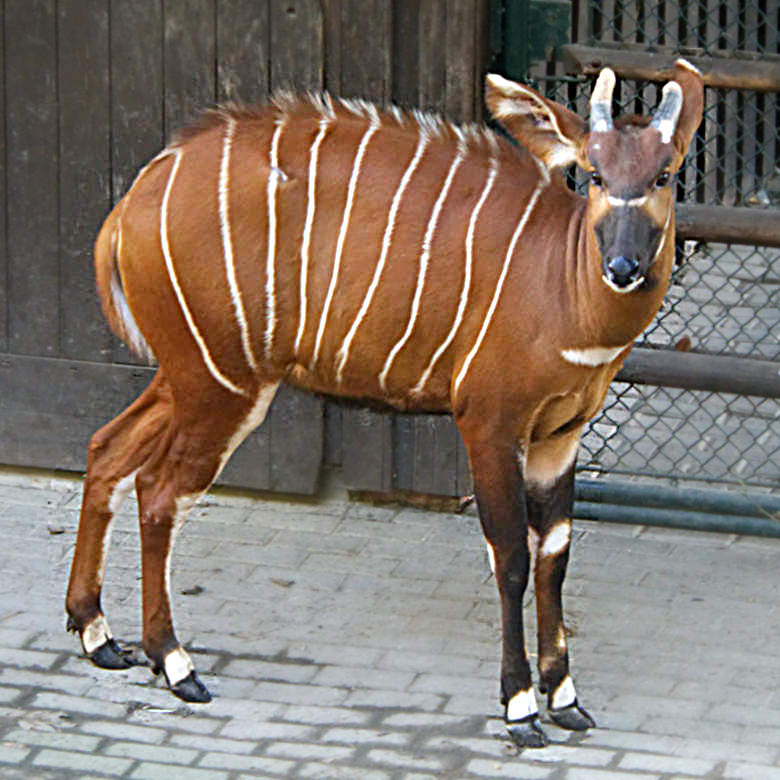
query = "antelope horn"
(650, 80, 683, 144)
(589, 67, 615, 133)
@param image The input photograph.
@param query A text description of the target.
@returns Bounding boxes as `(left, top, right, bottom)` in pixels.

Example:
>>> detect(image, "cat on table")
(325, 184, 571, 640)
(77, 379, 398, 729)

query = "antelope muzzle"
(594, 206, 662, 293)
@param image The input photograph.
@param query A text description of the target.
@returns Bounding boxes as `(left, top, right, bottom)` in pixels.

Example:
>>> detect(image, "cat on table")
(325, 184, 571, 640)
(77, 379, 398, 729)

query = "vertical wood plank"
(470, 0, 490, 122)
(573, 0, 592, 42)
(225, 0, 324, 494)
(338, 0, 392, 100)
(270, 0, 324, 92)
(411, 416, 459, 496)
(110, 0, 164, 364)
(393, 415, 415, 490)
(268, 386, 323, 494)
(720, 2, 738, 205)
(5, 0, 59, 356)
(342, 407, 393, 491)
(335, 0, 393, 491)
(163, 0, 216, 136)
(756, 3, 776, 203)
(455, 428, 473, 496)
(643, 0, 661, 45)
(322, 0, 343, 93)
(738, 2, 758, 202)
(391, 0, 420, 109)
(598, 0, 617, 42)
(58, 0, 113, 362)
(216, 0, 270, 103)
(768, 1, 779, 194)
(418, 0, 447, 113)
(0, 0, 7, 353)
(445, 0, 483, 123)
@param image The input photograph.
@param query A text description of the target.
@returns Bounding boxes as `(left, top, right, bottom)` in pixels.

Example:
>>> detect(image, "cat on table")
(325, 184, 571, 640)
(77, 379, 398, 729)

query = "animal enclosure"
(0, 0, 776, 502)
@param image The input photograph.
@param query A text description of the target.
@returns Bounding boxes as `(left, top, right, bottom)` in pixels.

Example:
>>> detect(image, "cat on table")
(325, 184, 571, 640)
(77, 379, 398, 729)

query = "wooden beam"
(617, 348, 780, 399)
(560, 44, 780, 93)
(675, 204, 780, 248)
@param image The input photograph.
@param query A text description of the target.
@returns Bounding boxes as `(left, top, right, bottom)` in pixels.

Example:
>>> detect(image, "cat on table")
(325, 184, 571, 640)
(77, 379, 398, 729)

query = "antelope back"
(114, 96, 551, 409)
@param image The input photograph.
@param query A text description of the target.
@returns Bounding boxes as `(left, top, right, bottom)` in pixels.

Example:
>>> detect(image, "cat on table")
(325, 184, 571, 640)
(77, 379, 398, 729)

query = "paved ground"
(0, 467, 779, 779)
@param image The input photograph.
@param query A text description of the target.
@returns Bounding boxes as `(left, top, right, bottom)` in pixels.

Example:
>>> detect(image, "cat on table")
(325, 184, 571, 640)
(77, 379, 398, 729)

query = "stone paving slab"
(0, 467, 779, 778)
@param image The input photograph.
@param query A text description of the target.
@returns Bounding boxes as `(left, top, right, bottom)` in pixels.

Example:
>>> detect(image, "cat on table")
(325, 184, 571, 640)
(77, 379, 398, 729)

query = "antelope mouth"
(601, 272, 646, 294)
(601, 255, 646, 294)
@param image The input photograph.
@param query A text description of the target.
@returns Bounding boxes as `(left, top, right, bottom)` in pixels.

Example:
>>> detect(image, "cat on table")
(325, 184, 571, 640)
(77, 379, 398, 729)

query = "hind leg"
(66, 372, 172, 668)
(135, 381, 278, 702)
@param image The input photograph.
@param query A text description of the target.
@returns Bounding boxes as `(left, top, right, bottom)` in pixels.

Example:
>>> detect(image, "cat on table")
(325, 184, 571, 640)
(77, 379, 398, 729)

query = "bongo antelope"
(66, 60, 703, 747)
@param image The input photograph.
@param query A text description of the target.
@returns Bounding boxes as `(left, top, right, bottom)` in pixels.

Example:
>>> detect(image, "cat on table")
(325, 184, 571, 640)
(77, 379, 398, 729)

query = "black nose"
(606, 255, 641, 287)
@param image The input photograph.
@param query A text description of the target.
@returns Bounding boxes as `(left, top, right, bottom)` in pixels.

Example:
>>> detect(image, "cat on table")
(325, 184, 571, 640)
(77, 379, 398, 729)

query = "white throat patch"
(561, 344, 630, 367)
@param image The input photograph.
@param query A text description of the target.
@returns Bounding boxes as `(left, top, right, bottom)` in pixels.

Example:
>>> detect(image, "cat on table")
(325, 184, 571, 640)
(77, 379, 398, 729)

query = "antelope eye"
(590, 172, 603, 187)
(655, 172, 671, 188)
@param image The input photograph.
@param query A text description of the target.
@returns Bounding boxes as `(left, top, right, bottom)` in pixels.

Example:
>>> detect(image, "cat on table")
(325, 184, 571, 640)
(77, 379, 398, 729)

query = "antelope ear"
(485, 73, 586, 170)
(669, 59, 704, 157)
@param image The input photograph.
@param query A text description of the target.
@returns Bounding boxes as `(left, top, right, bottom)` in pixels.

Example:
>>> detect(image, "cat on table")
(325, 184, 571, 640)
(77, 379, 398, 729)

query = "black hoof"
(549, 700, 596, 731)
(169, 671, 212, 703)
(506, 716, 549, 748)
(89, 638, 138, 670)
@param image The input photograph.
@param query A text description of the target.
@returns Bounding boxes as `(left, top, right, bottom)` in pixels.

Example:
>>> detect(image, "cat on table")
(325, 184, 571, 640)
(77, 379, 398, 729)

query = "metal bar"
(576, 478, 780, 517)
(574, 500, 780, 538)
(616, 348, 780, 398)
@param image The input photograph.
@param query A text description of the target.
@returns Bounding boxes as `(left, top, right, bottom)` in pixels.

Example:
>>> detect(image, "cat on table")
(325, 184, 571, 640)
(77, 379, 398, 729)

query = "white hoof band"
(506, 687, 538, 721)
(164, 647, 195, 686)
(551, 675, 577, 710)
(81, 615, 113, 654)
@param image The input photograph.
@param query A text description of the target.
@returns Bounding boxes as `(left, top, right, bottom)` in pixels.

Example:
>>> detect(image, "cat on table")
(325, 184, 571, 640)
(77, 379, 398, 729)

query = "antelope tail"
(94, 209, 156, 364)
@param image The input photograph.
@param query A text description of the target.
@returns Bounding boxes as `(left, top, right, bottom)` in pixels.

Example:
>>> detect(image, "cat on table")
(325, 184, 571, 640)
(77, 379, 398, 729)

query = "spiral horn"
(589, 68, 615, 133)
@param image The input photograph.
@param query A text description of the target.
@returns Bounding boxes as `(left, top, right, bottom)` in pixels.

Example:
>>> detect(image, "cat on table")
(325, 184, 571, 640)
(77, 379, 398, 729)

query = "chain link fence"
(532, 1, 779, 491)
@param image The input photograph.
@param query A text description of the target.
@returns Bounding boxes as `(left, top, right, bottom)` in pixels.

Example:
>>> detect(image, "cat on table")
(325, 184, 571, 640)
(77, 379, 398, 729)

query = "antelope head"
(485, 60, 704, 294)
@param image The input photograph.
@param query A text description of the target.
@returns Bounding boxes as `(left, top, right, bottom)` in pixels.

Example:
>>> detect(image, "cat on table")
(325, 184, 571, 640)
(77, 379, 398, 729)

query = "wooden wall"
(0, 0, 488, 496)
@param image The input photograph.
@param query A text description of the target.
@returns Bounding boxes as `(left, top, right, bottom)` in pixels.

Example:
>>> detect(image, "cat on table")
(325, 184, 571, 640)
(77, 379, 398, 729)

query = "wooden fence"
(0, 0, 487, 495)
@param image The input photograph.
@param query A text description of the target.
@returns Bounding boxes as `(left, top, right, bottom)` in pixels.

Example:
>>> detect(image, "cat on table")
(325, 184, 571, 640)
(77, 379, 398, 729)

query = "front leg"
(462, 428, 547, 748)
(525, 434, 595, 731)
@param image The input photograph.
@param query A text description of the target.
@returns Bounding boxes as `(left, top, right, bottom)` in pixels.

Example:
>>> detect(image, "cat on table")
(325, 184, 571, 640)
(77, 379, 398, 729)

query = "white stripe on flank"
(160, 151, 247, 397)
(265, 121, 286, 359)
(334, 129, 429, 384)
(380, 149, 466, 392)
(294, 117, 331, 358)
(453, 177, 546, 398)
(220, 118, 258, 371)
(411, 157, 498, 395)
(311, 119, 380, 370)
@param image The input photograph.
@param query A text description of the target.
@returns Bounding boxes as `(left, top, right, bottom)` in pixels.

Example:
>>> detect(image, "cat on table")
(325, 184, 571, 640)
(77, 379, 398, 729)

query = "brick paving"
(0, 467, 779, 778)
